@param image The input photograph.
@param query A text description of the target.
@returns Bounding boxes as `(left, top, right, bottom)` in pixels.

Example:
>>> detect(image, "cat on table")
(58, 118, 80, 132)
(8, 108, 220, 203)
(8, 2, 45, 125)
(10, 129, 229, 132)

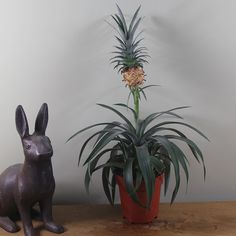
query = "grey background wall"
(0, 0, 235, 204)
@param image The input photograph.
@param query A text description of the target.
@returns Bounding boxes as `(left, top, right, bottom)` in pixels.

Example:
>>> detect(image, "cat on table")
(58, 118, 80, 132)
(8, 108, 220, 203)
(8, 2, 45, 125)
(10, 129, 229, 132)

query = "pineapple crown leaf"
(113, 14, 126, 40)
(105, 18, 125, 42)
(129, 17, 142, 41)
(116, 4, 128, 36)
(128, 5, 141, 33)
(115, 36, 125, 47)
(110, 5, 149, 72)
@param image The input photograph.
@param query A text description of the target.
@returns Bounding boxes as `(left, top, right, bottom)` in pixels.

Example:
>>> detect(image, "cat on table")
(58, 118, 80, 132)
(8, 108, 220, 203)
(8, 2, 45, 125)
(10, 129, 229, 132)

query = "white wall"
(0, 0, 236, 204)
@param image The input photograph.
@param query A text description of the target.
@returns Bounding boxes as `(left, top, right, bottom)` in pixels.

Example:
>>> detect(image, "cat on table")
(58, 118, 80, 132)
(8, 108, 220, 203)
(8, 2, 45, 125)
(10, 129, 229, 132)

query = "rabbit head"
(15, 103, 53, 161)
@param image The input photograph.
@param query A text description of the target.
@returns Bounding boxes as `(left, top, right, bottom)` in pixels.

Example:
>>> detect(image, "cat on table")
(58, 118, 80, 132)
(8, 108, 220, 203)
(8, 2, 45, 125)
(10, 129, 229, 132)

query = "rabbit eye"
(25, 144, 31, 150)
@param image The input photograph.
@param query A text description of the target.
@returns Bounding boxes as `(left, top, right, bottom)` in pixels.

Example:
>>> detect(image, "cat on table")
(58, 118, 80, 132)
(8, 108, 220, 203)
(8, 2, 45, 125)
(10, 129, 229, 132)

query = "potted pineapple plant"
(68, 5, 208, 223)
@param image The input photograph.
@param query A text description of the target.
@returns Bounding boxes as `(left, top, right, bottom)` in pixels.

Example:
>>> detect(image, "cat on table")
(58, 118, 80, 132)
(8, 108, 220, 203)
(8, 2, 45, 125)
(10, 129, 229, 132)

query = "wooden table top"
(1, 202, 236, 236)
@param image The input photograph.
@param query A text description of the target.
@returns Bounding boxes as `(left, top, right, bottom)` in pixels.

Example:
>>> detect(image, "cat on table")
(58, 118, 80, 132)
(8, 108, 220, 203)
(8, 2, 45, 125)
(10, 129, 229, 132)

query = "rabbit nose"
(36, 151, 53, 157)
(43, 151, 53, 157)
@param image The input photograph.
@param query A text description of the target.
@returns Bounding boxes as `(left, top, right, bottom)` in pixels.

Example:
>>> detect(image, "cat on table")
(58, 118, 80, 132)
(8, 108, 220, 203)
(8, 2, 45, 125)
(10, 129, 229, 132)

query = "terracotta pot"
(116, 175, 163, 224)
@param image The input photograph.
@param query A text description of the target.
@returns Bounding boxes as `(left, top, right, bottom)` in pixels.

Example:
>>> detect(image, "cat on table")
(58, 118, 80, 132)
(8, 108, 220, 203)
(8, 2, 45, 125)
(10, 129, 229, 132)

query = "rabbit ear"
(35, 103, 48, 135)
(16, 105, 29, 138)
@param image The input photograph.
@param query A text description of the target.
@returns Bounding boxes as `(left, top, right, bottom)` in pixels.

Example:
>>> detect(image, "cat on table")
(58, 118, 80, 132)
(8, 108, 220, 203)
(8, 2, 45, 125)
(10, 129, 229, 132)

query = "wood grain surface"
(0, 202, 236, 236)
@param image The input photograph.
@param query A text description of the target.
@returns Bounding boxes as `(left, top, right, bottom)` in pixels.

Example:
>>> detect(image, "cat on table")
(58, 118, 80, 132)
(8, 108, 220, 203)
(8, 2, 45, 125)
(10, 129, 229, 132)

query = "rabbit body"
(0, 162, 54, 216)
(0, 104, 64, 236)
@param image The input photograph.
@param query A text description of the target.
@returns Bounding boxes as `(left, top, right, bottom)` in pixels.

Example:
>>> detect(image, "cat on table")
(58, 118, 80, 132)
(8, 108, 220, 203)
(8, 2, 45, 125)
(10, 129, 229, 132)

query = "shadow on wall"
(55, 16, 122, 116)
(147, 15, 223, 92)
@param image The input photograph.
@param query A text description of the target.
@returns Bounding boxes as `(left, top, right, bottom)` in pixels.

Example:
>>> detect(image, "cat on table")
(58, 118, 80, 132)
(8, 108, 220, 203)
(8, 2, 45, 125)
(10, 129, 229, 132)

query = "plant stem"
(133, 87, 139, 124)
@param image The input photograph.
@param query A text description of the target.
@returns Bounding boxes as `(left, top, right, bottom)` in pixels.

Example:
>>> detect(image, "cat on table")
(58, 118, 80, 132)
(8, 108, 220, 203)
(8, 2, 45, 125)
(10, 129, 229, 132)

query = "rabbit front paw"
(24, 227, 36, 236)
(44, 222, 65, 234)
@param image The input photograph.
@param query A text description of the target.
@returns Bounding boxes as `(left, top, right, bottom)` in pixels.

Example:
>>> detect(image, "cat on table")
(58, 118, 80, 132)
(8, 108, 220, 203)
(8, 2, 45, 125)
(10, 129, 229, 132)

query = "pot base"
(116, 175, 163, 224)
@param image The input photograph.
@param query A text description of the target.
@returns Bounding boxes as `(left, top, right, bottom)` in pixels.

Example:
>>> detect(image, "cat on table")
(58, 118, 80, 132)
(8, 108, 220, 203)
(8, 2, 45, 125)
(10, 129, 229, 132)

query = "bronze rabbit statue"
(0, 103, 64, 236)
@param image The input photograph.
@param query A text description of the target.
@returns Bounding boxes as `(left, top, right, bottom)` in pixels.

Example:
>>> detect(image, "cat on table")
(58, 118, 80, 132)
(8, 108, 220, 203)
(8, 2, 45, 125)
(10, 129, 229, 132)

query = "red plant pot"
(116, 175, 163, 224)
